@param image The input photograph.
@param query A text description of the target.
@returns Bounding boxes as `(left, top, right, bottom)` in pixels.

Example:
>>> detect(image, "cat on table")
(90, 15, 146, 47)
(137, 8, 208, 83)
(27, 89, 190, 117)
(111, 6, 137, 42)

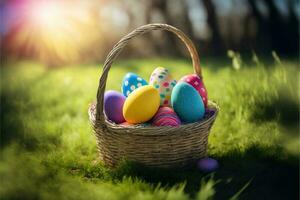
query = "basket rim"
(89, 100, 219, 136)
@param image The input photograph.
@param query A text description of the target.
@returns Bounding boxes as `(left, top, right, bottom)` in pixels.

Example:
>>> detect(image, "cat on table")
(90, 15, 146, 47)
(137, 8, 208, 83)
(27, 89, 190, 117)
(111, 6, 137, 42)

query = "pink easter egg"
(152, 107, 181, 127)
(179, 74, 208, 107)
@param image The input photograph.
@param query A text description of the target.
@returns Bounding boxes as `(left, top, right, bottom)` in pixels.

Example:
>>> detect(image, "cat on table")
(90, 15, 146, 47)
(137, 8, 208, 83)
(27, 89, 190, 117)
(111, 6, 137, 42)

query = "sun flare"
(30, 1, 63, 27)
(4, 0, 99, 65)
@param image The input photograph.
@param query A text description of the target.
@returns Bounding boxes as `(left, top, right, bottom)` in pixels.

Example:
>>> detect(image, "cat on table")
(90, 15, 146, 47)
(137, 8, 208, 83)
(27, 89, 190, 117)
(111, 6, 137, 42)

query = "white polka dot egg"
(149, 67, 177, 106)
(122, 73, 148, 97)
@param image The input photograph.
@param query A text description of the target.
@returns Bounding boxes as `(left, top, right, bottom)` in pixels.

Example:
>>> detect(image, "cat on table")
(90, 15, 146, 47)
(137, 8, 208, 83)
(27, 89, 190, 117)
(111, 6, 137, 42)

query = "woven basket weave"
(89, 24, 219, 168)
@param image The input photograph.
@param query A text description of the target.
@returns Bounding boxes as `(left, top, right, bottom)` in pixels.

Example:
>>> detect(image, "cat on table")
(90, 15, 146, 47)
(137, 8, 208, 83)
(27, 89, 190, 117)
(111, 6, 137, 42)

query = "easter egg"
(205, 108, 215, 117)
(123, 85, 160, 124)
(180, 74, 208, 107)
(149, 67, 177, 106)
(120, 121, 132, 126)
(197, 158, 219, 172)
(171, 82, 205, 123)
(152, 107, 181, 127)
(122, 73, 148, 97)
(104, 90, 126, 124)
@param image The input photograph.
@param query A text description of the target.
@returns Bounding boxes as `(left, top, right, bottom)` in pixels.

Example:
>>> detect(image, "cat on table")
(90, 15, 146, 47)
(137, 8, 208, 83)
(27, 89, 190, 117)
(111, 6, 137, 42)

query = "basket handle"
(96, 23, 202, 122)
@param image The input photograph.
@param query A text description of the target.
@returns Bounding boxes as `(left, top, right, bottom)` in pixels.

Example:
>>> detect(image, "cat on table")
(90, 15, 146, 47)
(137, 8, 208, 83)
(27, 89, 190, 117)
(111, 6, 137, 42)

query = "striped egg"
(152, 107, 181, 127)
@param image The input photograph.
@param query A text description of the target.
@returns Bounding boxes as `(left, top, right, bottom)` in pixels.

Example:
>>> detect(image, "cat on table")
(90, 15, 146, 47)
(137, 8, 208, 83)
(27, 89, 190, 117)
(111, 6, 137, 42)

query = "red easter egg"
(179, 74, 208, 107)
(152, 107, 181, 127)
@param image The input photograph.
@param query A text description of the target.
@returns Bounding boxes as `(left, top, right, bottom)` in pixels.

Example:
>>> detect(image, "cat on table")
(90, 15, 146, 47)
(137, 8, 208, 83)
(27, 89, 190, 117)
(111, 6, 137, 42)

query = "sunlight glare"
(30, 1, 63, 27)
(5, 0, 100, 66)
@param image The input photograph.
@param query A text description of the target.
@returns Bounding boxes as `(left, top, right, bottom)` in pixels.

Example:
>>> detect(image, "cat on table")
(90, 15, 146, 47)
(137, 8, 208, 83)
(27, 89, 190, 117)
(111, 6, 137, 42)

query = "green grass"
(0, 56, 299, 200)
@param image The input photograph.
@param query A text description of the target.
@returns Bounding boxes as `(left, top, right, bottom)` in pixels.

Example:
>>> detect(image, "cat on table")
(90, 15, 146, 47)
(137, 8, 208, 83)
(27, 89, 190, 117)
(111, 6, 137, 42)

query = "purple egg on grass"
(197, 158, 219, 172)
(104, 90, 126, 124)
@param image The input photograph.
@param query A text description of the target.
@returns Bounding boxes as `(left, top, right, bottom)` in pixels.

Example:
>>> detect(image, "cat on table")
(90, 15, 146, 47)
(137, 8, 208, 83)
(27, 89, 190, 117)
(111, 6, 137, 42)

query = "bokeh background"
(1, 0, 299, 66)
(1, 1, 299, 200)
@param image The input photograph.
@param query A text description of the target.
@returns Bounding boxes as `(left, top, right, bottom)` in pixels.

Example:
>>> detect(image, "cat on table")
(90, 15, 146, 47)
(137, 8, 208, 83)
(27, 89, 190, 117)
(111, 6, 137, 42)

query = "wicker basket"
(89, 24, 219, 168)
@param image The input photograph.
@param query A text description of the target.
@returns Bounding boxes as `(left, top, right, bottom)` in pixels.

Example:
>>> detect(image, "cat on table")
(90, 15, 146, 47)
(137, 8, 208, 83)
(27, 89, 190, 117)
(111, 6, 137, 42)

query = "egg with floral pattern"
(122, 73, 148, 97)
(149, 67, 177, 106)
(179, 74, 208, 107)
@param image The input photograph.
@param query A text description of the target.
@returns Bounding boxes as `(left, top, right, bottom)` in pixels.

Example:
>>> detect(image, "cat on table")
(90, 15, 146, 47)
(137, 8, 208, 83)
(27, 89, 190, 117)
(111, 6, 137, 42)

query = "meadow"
(0, 55, 299, 200)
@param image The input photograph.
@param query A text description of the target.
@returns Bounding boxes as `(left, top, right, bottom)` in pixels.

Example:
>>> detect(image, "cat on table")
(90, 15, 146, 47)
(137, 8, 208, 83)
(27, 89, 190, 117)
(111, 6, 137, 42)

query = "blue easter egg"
(122, 73, 148, 97)
(171, 82, 205, 123)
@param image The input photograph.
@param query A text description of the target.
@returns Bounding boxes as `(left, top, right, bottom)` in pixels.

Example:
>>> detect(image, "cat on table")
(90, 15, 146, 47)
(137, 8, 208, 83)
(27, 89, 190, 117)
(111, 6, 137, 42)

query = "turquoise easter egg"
(122, 73, 148, 97)
(180, 74, 208, 107)
(171, 82, 205, 123)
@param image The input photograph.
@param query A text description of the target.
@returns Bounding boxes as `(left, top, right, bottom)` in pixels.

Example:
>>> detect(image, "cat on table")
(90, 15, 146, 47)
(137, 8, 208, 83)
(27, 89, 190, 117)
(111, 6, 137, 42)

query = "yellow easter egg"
(123, 85, 160, 124)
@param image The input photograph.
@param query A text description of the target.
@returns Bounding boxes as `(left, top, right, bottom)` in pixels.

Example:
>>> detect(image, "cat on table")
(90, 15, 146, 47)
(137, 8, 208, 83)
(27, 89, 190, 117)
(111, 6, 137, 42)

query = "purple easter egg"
(104, 90, 126, 124)
(205, 108, 215, 117)
(197, 158, 219, 172)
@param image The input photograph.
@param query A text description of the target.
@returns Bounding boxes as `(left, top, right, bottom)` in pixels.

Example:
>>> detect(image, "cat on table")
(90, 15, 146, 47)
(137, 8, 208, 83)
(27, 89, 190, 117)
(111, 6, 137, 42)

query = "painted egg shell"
(120, 121, 132, 126)
(152, 106, 181, 127)
(123, 85, 160, 124)
(180, 74, 208, 107)
(149, 67, 177, 106)
(205, 108, 215, 117)
(171, 82, 205, 123)
(104, 90, 126, 124)
(122, 73, 148, 97)
(197, 158, 219, 172)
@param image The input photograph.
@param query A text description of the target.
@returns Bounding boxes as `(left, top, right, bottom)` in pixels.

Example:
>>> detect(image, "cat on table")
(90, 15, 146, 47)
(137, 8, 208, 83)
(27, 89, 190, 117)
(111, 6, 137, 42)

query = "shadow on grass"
(107, 145, 299, 200)
(0, 74, 60, 151)
(251, 91, 299, 132)
(0, 89, 43, 150)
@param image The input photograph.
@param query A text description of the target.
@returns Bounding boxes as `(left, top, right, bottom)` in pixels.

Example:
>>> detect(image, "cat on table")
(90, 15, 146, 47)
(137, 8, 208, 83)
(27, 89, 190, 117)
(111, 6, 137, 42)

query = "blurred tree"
(1, 0, 299, 65)
(167, 0, 201, 56)
(264, 0, 288, 54)
(145, 0, 182, 56)
(285, 0, 299, 55)
(247, 0, 271, 52)
(247, 0, 299, 55)
(201, 0, 224, 54)
(178, 0, 195, 39)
